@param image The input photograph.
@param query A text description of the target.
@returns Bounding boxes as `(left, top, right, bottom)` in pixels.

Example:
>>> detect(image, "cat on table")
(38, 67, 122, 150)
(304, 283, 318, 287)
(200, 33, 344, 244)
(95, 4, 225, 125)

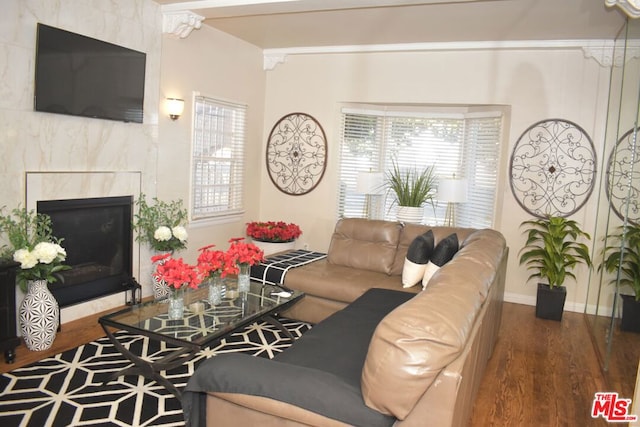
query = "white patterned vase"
(19, 279, 59, 351)
(152, 251, 172, 300)
(237, 263, 251, 294)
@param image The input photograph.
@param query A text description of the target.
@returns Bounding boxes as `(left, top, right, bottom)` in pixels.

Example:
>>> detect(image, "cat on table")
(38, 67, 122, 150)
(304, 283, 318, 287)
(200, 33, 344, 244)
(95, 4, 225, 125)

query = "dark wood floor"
(1, 302, 636, 426)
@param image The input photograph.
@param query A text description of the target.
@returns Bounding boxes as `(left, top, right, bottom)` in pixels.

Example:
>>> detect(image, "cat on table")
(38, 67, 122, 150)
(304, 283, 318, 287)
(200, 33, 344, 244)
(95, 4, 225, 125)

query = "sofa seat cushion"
(275, 288, 414, 383)
(284, 259, 419, 304)
(183, 288, 414, 427)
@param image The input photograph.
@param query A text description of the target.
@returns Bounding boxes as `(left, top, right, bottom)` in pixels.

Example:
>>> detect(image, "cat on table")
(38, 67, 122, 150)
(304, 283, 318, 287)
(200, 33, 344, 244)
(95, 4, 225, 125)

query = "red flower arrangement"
(226, 237, 265, 268)
(246, 221, 302, 243)
(152, 253, 201, 290)
(197, 244, 237, 279)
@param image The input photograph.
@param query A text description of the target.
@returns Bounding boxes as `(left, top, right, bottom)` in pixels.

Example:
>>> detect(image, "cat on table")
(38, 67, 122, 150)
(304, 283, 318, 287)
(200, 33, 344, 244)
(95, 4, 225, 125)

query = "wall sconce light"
(166, 98, 184, 120)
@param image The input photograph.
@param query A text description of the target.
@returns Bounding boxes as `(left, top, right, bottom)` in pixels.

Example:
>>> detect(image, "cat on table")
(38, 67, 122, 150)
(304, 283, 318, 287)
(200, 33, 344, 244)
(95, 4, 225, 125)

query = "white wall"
(158, 25, 266, 262)
(258, 47, 613, 311)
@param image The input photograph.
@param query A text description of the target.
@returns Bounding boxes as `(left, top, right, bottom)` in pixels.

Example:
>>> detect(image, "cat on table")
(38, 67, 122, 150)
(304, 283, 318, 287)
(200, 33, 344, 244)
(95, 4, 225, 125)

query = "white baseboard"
(504, 292, 614, 317)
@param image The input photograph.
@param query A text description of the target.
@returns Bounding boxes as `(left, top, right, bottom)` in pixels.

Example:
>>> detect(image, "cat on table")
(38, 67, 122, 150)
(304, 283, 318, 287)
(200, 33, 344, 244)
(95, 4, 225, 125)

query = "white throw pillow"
(402, 259, 427, 288)
(421, 262, 441, 290)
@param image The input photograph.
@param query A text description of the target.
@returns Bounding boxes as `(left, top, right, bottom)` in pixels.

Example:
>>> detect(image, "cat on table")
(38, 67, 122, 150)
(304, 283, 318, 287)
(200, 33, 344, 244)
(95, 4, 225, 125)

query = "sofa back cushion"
(327, 218, 402, 275)
(361, 229, 507, 419)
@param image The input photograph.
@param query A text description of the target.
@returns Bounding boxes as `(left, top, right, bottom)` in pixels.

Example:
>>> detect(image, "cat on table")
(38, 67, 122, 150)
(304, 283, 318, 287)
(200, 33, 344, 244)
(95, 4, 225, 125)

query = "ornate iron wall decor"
(266, 112, 327, 195)
(606, 127, 640, 225)
(509, 119, 596, 218)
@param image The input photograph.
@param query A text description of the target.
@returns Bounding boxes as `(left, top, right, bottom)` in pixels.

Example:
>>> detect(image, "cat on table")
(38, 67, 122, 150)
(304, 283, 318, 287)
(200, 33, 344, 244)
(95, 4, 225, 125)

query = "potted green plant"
(601, 224, 640, 332)
(132, 194, 188, 253)
(384, 158, 436, 224)
(519, 216, 592, 321)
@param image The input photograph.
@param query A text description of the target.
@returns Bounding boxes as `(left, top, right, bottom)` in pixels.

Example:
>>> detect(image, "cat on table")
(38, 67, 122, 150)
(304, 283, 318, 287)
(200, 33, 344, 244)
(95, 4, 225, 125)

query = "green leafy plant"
(519, 216, 592, 288)
(133, 194, 189, 252)
(0, 207, 69, 292)
(601, 224, 640, 301)
(384, 158, 436, 208)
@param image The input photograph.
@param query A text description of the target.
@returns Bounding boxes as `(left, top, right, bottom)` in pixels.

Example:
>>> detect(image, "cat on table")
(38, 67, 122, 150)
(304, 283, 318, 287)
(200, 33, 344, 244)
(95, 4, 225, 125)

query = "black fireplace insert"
(37, 195, 138, 307)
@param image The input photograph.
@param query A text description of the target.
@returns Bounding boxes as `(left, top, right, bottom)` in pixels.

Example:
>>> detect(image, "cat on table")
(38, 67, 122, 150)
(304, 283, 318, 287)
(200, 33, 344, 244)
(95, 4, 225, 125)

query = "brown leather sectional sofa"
(184, 218, 508, 427)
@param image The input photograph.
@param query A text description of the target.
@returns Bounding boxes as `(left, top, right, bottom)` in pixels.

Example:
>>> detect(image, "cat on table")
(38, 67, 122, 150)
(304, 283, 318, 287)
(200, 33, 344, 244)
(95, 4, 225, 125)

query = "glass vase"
(208, 272, 225, 306)
(168, 287, 185, 319)
(237, 263, 251, 294)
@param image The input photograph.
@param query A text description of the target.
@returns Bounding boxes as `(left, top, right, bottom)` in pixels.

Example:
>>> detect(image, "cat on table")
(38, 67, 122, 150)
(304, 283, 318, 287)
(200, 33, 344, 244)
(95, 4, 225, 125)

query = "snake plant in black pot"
(519, 216, 592, 321)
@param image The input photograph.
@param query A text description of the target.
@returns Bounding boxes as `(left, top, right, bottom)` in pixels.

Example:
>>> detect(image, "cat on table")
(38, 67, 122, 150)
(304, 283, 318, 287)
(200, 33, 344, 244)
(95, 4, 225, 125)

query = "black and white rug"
(0, 318, 310, 426)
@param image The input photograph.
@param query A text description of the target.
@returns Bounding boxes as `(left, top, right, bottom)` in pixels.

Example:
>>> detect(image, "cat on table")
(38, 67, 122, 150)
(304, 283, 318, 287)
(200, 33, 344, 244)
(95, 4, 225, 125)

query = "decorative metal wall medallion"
(266, 112, 327, 195)
(509, 119, 597, 218)
(606, 127, 640, 225)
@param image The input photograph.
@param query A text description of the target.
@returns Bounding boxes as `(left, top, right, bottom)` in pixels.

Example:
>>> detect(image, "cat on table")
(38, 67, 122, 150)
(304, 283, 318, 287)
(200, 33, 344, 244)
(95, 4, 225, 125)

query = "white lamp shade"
(438, 178, 468, 203)
(356, 172, 384, 195)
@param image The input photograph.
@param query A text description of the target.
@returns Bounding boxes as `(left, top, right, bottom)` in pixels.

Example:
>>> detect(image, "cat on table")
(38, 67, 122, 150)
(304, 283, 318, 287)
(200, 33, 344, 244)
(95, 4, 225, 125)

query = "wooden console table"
(0, 262, 20, 364)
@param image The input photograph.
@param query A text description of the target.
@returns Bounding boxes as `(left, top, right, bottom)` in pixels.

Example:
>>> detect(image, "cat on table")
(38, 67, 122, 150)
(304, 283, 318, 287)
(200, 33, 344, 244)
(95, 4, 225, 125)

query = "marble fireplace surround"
(25, 171, 143, 324)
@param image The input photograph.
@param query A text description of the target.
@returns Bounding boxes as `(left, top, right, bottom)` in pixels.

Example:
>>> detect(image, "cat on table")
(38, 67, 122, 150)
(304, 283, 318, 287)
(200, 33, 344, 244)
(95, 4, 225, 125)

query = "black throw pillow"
(421, 233, 459, 289)
(401, 230, 435, 288)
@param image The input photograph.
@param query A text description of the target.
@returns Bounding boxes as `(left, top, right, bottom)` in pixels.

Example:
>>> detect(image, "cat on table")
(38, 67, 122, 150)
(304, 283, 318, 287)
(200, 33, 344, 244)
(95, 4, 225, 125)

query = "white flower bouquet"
(133, 194, 189, 252)
(0, 207, 70, 292)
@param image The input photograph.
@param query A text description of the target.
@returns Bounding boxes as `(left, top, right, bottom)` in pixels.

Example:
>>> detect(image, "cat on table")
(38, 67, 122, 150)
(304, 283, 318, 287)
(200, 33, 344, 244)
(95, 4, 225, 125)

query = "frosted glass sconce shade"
(166, 98, 184, 120)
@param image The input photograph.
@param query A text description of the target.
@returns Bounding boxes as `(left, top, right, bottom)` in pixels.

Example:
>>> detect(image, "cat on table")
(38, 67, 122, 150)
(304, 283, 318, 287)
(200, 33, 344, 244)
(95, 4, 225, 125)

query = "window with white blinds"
(337, 106, 503, 228)
(191, 96, 246, 220)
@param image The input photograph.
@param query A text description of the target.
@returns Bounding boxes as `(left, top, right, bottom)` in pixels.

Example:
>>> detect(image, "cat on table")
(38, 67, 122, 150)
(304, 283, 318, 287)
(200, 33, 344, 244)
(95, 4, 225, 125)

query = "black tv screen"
(34, 23, 146, 123)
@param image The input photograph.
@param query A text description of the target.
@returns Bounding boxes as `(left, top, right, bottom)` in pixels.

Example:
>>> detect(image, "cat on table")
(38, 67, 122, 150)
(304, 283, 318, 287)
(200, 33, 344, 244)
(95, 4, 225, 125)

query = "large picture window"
(337, 105, 504, 228)
(191, 96, 246, 221)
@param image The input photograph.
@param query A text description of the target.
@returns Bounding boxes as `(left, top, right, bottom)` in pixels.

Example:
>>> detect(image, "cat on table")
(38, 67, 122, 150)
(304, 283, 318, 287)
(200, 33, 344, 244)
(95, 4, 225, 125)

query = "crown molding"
(162, 10, 205, 38)
(263, 53, 287, 70)
(263, 39, 625, 70)
(605, 0, 640, 18)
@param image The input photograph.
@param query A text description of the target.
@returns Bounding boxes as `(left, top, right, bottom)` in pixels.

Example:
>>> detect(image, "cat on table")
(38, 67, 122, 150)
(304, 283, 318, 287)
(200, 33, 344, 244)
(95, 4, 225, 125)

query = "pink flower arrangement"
(246, 221, 302, 243)
(226, 237, 265, 267)
(152, 253, 201, 290)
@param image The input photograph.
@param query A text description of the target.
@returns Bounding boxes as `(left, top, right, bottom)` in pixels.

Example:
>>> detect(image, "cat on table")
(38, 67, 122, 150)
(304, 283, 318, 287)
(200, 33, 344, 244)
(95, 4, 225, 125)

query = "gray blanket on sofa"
(182, 288, 414, 427)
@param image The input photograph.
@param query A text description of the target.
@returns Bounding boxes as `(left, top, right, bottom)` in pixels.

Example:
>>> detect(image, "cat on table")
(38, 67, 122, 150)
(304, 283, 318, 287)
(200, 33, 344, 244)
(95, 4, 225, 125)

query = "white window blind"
(191, 96, 246, 220)
(337, 106, 503, 228)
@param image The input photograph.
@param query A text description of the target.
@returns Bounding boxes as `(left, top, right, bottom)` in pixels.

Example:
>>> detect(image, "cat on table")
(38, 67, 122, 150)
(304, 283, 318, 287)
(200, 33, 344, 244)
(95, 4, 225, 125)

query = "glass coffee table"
(98, 281, 304, 401)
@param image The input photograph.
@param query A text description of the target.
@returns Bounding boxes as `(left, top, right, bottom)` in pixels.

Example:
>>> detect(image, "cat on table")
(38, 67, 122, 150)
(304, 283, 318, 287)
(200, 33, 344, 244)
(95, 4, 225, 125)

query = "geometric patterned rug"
(0, 317, 310, 426)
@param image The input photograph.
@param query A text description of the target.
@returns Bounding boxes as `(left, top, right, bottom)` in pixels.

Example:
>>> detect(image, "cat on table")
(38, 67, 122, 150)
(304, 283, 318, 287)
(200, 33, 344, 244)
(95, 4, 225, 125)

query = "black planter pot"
(535, 283, 567, 321)
(620, 294, 640, 333)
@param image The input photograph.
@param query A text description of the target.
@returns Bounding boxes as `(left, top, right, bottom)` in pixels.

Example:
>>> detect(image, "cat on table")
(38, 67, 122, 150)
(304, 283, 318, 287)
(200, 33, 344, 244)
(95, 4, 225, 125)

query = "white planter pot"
(396, 206, 424, 224)
(251, 240, 296, 256)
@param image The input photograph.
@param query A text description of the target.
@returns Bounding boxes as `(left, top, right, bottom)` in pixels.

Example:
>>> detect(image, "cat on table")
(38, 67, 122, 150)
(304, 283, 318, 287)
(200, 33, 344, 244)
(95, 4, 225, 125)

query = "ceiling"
(155, 0, 629, 50)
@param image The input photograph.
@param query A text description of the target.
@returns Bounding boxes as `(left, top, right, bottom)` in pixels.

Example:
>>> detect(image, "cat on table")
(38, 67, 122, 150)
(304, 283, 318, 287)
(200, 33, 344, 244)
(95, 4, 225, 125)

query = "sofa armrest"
(183, 354, 394, 427)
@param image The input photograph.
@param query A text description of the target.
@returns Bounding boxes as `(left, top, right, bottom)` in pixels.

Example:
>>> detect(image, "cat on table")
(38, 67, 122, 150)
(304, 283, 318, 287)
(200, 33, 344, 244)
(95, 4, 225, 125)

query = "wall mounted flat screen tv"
(34, 23, 146, 123)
